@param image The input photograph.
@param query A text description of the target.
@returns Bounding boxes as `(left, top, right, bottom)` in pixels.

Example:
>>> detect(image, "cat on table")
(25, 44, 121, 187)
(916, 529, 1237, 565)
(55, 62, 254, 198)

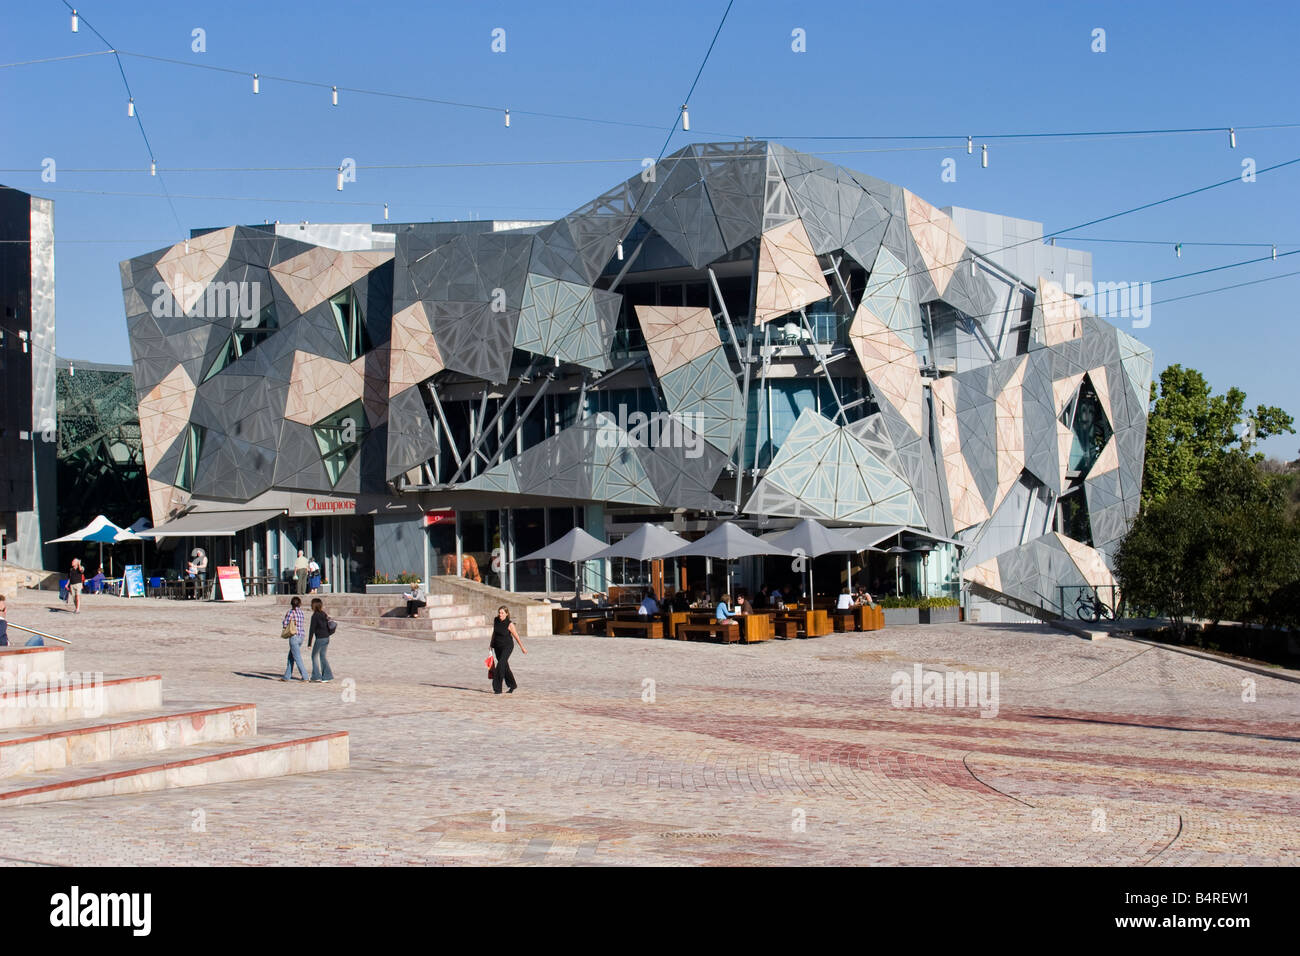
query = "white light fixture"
(1175, 243, 1182, 258)
(981, 144, 988, 168)
(681, 105, 690, 131)
(184, 240, 190, 253)
(969, 258, 976, 276)
(68, 360, 73, 375)
(127, 97, 135, 117)
(383, 203, 389, 221)
(1272, 244, 1277, 260)
(504, 109, 510, 127)
(966, 135, 972, 154)
(150, 160, 156, 176)
(331, 86, 338, 106)
(616, 240, 624, 261)
(71, 9, 78, 32)
(336, 168, 344, 191)
(252, 73, 260, 94)
(1228, 127, 1236, 148)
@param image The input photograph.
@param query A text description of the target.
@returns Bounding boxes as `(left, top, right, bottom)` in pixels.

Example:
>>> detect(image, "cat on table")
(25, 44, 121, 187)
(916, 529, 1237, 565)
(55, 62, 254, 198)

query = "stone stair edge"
(0, 702, 256, 747)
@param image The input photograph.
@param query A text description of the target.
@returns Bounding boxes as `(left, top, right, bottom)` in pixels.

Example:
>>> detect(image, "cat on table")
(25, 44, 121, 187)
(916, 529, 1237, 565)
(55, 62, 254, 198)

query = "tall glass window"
(330, 287, 372, 360)
(174, 424, 204, 492)
(201, 299, 278, 382)
(312, 399, 369, 487)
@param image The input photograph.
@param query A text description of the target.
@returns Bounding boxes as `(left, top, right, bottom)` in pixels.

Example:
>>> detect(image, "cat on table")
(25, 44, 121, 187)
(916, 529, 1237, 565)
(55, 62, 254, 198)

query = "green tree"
(1142, 365, 1294, 510)
(1117, 454, 1300, 632)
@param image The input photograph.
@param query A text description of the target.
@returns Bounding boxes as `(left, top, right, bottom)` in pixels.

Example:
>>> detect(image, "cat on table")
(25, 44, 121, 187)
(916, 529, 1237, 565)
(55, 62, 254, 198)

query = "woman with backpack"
(307, 597, 334, 683)
(280, 596, 309, 682)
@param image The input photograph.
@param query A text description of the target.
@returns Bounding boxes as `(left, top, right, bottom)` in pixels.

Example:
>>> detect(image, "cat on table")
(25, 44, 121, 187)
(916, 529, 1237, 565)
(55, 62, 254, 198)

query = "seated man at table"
(735, 590, 753, 615)
(638, 590, 659, 616)
(836, 587, 854, 611)
(715, 594, 740, 632)
(671, 589, 690, 613)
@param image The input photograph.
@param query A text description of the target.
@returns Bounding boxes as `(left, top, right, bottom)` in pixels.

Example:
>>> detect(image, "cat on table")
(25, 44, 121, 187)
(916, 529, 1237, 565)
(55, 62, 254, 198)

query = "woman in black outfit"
(307, 598, 334, 683)
(488, 605, 526, 695)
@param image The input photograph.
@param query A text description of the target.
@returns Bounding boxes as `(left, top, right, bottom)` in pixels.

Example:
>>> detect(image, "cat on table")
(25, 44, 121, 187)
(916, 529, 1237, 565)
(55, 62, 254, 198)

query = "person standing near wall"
(294, 551, 309, 595)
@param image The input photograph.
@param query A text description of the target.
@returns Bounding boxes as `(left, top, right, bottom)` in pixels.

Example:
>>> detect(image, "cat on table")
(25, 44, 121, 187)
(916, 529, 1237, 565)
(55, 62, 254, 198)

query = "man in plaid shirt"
(281, 596, 309, 681)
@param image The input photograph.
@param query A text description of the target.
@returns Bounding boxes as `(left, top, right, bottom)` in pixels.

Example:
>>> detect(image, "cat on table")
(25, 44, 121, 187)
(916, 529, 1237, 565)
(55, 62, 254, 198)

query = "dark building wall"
(0, 186, 34, 520)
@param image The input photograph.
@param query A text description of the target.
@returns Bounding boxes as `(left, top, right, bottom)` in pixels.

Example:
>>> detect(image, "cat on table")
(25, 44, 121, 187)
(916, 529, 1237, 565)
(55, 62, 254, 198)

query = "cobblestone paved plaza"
(0, 589, 1296, 866)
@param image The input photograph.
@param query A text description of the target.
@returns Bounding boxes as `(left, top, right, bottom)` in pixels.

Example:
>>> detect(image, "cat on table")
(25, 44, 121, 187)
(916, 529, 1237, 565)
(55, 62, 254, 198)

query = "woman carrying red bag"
(487, 605, 526, 695)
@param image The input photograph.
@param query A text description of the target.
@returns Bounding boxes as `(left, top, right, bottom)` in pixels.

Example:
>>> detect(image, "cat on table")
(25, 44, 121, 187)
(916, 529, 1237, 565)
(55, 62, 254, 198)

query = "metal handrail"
(6, 623, 72, 645)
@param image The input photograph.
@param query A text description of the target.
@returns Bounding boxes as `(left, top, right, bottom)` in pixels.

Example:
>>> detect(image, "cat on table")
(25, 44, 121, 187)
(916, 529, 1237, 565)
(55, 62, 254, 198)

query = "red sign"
(216, 565, 245, 601)
(424, 510, 455, 527)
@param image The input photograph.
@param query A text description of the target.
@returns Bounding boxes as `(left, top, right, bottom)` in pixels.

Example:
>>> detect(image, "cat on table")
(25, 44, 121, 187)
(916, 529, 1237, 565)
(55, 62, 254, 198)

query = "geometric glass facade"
(120, 142, 1152, 617)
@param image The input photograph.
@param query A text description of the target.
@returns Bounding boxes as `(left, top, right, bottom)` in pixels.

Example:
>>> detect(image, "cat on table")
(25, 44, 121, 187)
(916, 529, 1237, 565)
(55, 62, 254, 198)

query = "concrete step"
(0, 646, 66, 679)
(276, 593, 453, 607)
(0, 731, 349, 807)
(0, 675, 163, 731)
(376, 614, 485, 633)
(0, 703, 257, 778)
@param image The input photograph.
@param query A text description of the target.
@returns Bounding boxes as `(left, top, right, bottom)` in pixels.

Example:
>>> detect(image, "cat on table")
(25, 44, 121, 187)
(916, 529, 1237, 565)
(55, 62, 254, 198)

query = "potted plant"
(880, 596, 921, 626)
(918, 596, 961, 624)
(365, 571, 425, 595)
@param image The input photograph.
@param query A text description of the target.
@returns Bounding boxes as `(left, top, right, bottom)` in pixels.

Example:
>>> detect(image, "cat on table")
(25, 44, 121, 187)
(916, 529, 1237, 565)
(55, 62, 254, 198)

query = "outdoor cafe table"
(684, 610, 772, 643)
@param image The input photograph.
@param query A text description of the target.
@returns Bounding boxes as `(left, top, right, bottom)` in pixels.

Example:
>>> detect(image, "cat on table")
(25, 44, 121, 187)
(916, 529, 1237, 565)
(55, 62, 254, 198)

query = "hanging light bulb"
(71, 9, 78, 32)
(331, 86, 338, 106)
(969, 258, 976, 276)
(681, 104, 690, 131)
(252, 73, 260, 94)
(1272, 244, 1277, 261)
(1175, 243, 1182, 258)
(504, 109, 510, 127)
(383, 203, 389, 221)
(616, 240, 624, 261)
(966, 136, 973, 155)
(1228, 127, 1236, 148)
(127, 97, 135, 117)
(150, 160, 156, 176)
(69, 362, 74, 377)
(981, 144, 988, 168)
(336, 168, 344, 191)
(184, 240, 190, 254)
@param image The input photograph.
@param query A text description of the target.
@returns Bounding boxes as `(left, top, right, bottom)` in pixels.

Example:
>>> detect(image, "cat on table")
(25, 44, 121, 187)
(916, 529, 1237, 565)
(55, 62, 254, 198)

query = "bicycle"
(1075, 590, 1114, 623)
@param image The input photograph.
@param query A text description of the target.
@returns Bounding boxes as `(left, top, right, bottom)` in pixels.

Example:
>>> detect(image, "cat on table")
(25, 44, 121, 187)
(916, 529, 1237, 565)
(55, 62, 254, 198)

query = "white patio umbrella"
(764, 519, 863, 611)
(515, 527, 608, 607)
(662, 523, 790, 599)
(46, 515, 141, 578)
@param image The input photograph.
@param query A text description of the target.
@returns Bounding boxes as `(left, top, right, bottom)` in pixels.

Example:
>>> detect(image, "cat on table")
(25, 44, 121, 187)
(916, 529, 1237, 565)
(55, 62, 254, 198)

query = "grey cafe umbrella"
(514, 526, 608, 607)
(592, 523, 688, 600)
(662, 523, 790, 600)
(764, 519, 863, 611)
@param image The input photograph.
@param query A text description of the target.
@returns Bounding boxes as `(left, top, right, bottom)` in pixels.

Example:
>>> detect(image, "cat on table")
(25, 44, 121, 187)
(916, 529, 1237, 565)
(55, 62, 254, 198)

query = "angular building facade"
(120, 142, 1151, 618)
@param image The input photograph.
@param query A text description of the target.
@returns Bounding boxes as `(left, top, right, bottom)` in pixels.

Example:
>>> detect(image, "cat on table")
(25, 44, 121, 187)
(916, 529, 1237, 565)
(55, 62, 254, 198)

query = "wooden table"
(551, 608, 573, 635)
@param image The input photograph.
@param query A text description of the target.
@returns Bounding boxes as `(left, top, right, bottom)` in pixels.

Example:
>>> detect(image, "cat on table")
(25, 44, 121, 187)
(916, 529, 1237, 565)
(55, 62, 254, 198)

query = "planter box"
(883, 608, 920, 626)
(920, 606, 960, 625)
(365, 582, 424, 595)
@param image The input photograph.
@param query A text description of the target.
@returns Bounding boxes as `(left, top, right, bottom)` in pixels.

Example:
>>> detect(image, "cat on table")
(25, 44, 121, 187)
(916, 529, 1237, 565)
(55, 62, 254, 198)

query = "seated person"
(638, 590, 659, 616)
(769, 586, 784, 609)
(836, 588, 854, 611)
(856, 588, 875, 606)
(715, 594, 739, 629)
(403, 583, 427, 618)
(671, 589, 690, 613)
(86, 571, 106, 594)
(735, 591, 753, 615)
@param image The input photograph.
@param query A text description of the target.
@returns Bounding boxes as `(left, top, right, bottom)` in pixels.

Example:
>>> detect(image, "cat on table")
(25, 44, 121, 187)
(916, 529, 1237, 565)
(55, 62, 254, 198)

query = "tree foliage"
(1117, 455, 1300, 632)
(1142, 364, 1294, 511)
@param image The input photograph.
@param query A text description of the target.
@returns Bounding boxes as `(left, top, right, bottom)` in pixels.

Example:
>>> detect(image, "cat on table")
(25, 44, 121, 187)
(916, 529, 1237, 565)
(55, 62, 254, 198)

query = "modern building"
(119, 142, 1152, 619)
(53, 358, 148, 565)
(0, 184, 57, 572)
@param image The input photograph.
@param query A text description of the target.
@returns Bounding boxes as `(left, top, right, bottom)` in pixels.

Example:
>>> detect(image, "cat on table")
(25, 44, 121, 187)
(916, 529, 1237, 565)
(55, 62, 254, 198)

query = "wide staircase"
(0, 644, 348, 807)
(276, 592, 493, 642)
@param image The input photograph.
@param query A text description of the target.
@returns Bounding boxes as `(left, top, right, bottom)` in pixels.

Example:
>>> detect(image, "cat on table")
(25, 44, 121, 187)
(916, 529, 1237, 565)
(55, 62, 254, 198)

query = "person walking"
(307, 597, 334, 683)
(281, 596, 309, 682)
(67, 559, 85, 614)
(294, 551, 309, 595)
(488, 605, 526, 695)
(307, 558, 321, 593)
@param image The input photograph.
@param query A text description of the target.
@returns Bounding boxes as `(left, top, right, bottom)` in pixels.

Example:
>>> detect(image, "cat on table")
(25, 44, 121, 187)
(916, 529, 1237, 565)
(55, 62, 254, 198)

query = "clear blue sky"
(3, 0, 1297, 460)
